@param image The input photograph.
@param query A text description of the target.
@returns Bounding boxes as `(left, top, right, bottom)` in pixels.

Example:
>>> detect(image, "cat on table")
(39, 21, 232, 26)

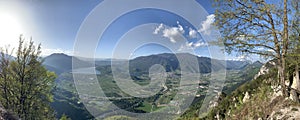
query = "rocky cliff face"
(205, 61, 300, 120)
(254, 60, 276, 80)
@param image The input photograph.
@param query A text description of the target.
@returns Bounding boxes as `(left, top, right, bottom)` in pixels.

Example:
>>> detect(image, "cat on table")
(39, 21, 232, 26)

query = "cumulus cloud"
(177, 41, 208, 52)
(189, 28, 197, 38)
(194, 41, 208, 47)
(237, 55, 246, 61)
(152, 21, 208, 52)
(228, 55, 248, 61)
(178, 42, 194, 52)
(41, 48, 73, 56)
(256, 47, 274, 53)
(162, 21, 185, 43)
(153, 21, 185, 43)
(153, 23, 164, 35)
(198, 14, 215, 35)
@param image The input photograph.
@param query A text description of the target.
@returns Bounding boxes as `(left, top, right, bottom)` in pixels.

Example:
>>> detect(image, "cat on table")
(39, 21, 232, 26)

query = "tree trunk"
(291, 89, 299, 103)
(281, 0, 289, 97)
(296, 64, 300, 90)
(295, 64, 300, 102)
(278, 65, 288, 97)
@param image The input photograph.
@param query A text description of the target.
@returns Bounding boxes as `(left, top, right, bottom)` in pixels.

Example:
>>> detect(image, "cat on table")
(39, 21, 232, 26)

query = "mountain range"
(42, 53, 253, 75)
(40, 53, 263, 119)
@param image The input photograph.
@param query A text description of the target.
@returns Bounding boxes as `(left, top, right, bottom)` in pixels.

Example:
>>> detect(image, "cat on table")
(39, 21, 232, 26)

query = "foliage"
(214, 0, 299, 97)
(204, 75, 271, 119)
(104, 115, 135, 120)
(285, 0, 300, 95)
(180, 62, 262, 119)
(0, 36, 56, 119)
(59, 114, 71, 120)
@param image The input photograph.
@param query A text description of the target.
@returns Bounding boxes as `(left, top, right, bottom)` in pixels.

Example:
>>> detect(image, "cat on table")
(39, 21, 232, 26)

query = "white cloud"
(162, 21, 185, 43)
(255, 46, 274, 53)
(177, 41, 208, 52)
(194, 41, 208, 47)
(198, 14, 215, 35)
(153, 21, 185, 43)
(41, 48, 73, 56)
(152, 22, 209, 52)
(228, 55, 248, 61)
(188, 42, 193, 47)
(178, 42, 194, 52)
(153, 23, 164, 34)
(189, 28, 197, 38)
(237, 55, 246, 61)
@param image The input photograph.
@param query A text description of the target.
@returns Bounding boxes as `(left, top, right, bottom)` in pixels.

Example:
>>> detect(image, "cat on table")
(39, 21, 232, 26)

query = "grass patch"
(136, 102, 162, 112)
(104, 115, 135, 120)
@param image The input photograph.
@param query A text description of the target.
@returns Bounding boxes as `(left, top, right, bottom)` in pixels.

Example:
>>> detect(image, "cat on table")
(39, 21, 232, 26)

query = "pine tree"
(0, 47, 14, 110)
(0, 36, 56, 119)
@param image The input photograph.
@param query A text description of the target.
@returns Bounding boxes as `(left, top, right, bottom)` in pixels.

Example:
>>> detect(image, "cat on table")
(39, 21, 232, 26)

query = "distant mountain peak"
(46, 53, 70, 57)
(252, 61, 263, 65)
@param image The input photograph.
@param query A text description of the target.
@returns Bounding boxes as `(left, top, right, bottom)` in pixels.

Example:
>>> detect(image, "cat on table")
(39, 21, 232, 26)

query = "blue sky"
(0, 0, 260, 61)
